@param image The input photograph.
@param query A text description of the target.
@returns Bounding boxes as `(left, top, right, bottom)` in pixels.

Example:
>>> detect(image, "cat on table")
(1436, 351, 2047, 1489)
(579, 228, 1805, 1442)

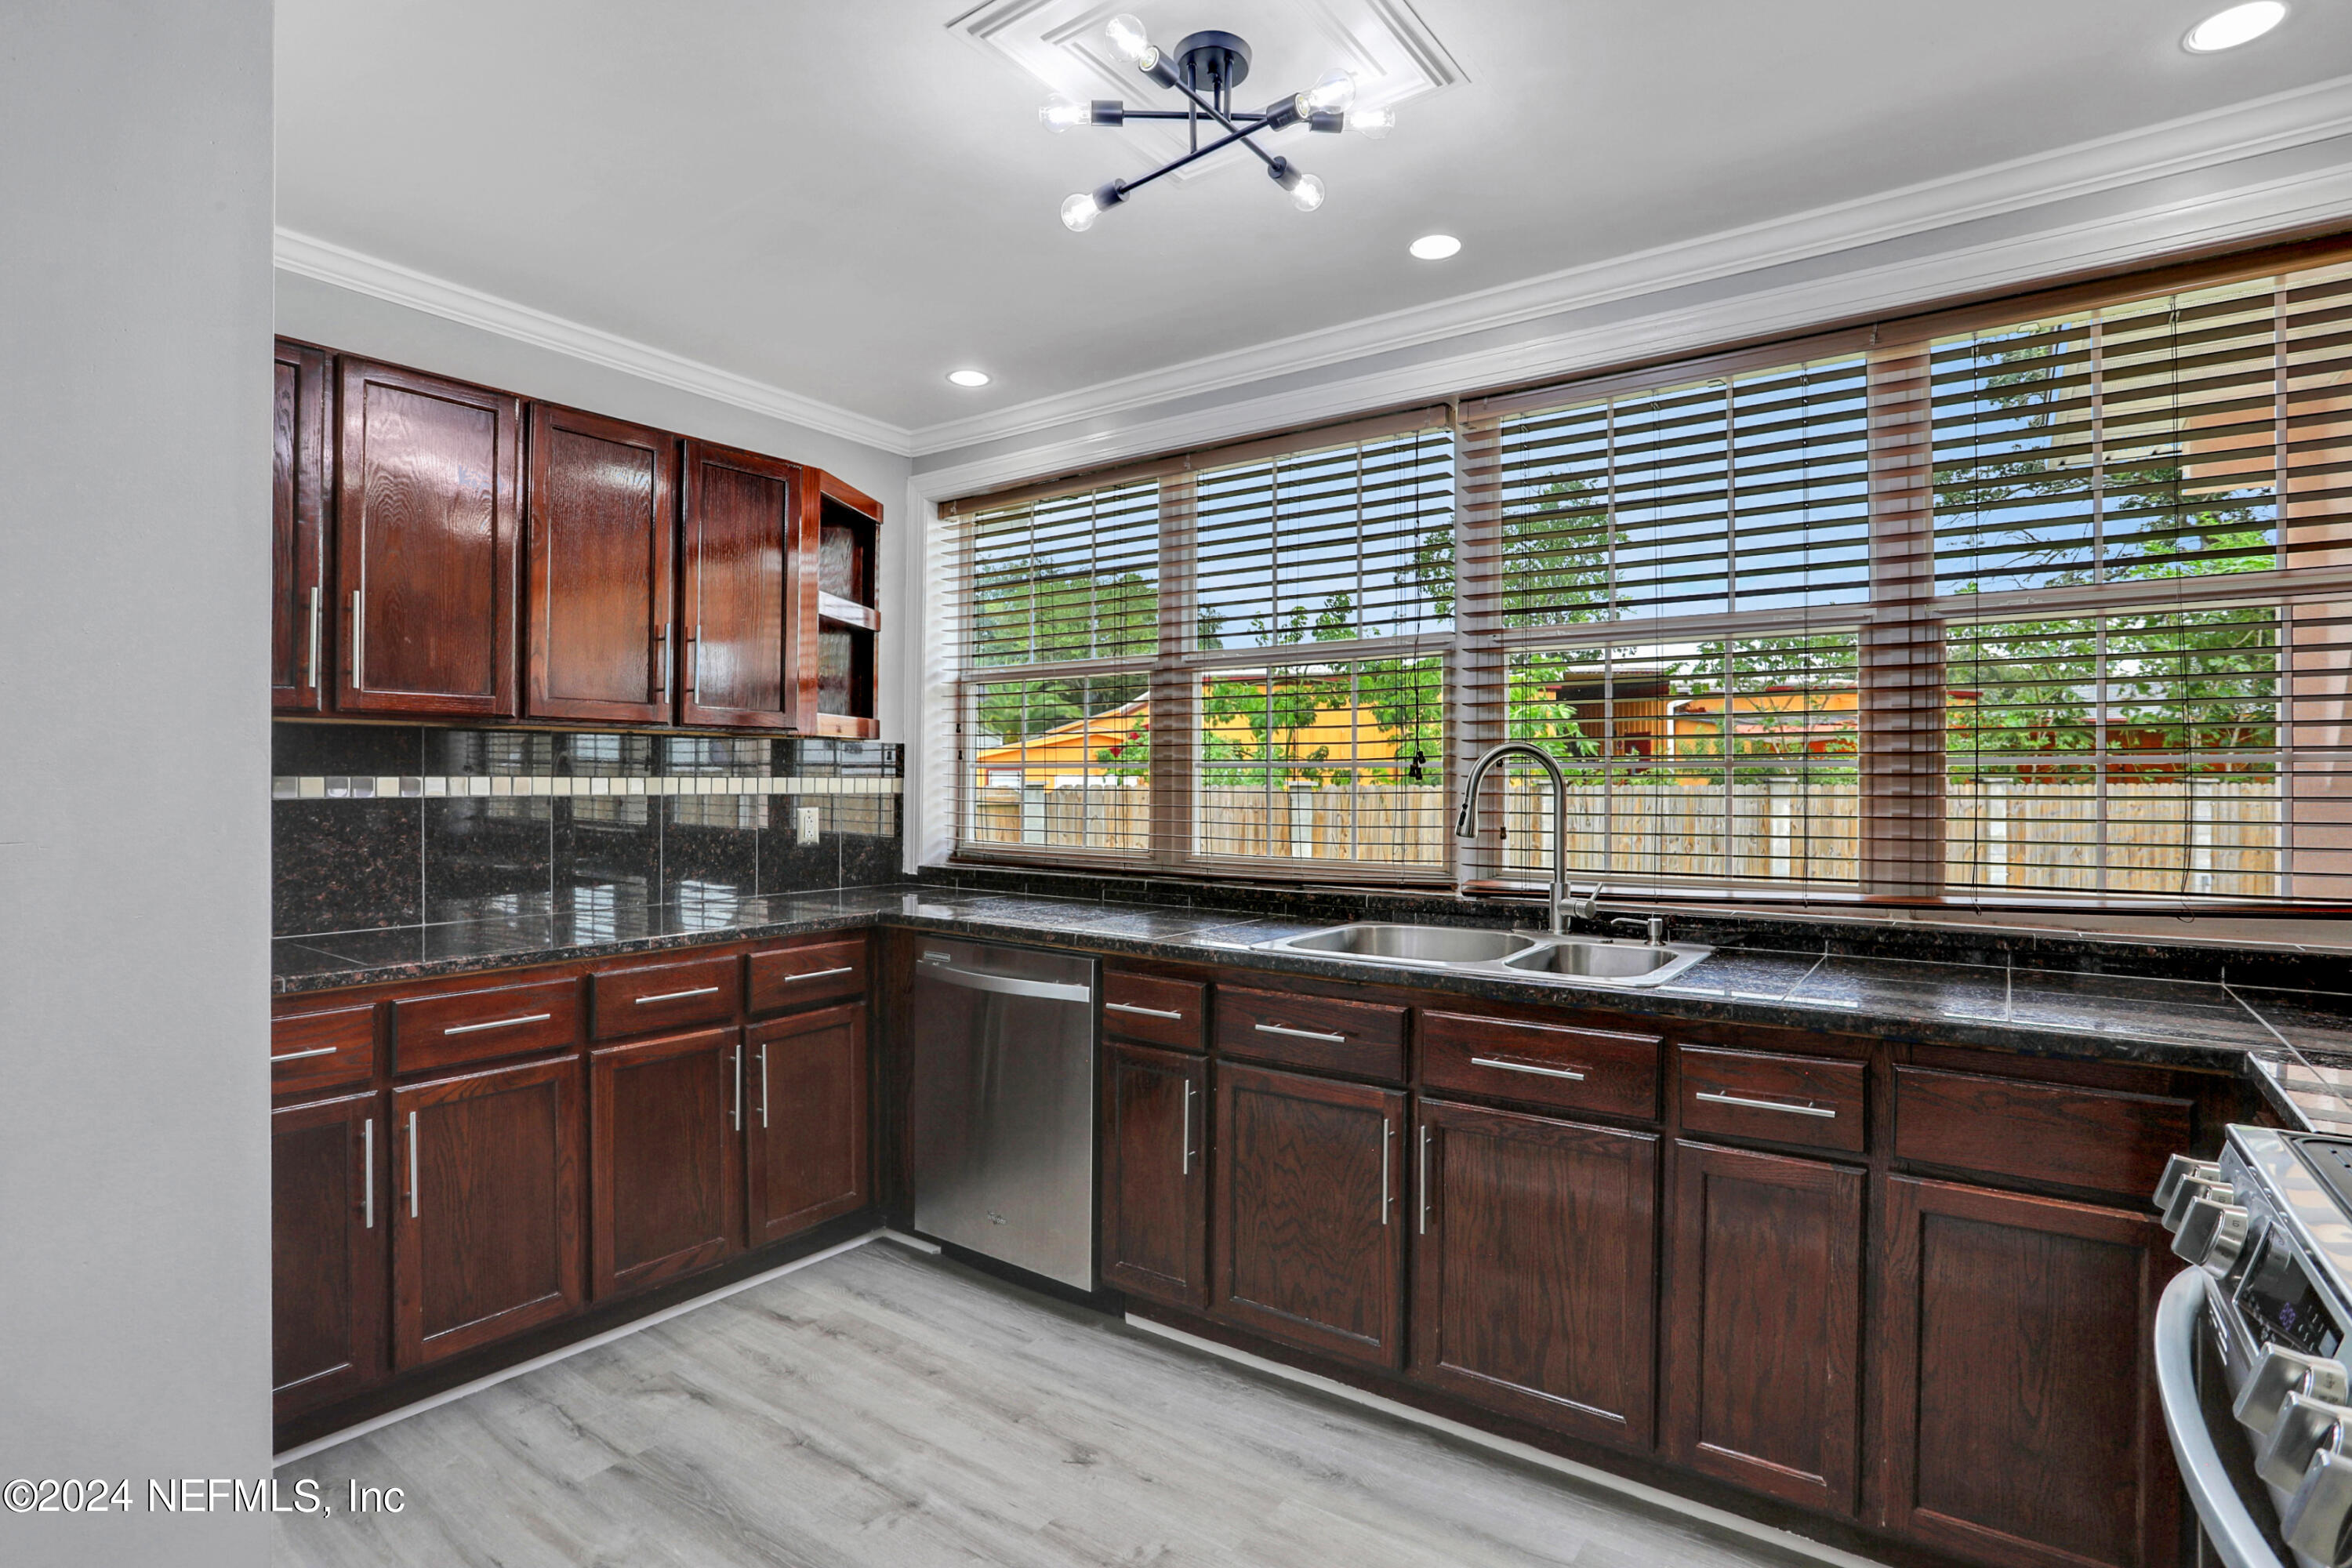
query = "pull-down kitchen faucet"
(1454, 741, 1596, 936)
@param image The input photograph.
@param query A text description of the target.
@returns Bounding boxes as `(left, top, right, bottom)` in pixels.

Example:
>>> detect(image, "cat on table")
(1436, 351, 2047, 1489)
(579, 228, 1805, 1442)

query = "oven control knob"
(2238, 1347, 2352, 1438)
(2174, 1197, 2250, 1274)
(2164, 1174, 2233, 1232)
(2259, 1395, 2352, 1490)
(2155, 1154, 2222, 1214)
(2284, 1447, 2352, 1566)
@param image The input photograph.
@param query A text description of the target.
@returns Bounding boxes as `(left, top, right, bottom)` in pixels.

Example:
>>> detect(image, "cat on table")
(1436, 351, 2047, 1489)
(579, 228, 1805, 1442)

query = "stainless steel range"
(2157, 1127, 2352, 1567)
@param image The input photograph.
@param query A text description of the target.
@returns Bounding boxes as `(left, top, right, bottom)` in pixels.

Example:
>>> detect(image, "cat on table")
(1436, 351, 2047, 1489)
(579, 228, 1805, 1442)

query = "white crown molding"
(272, 228, 915, 455)
(909, 70, 2352, 461)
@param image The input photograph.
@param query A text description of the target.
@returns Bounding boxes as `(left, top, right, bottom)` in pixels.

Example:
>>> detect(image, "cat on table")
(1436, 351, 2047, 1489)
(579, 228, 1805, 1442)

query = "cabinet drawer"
(1421, 1011, 1660, 1120)
(593, 953, 741, 1038)
(747, 938, 867, 1014)
(1893, 1065, 2192, 1196)
(392, 977, 581, 1073)
(271, 1001, 376, 1097)
(1103, 971, 1208, 1052)
(1216, 987, 1406, 1081)
(1679, 1045, 1865, 1153)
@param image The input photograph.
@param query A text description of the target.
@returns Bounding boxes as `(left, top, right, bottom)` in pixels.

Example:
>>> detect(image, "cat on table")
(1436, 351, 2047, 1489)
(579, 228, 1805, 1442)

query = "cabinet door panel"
(1101, 1041, 1207, 1309)
(335, 358, 521, 716)
(272, 339, 331, 712)
(272, 1091, 386, 1417)
(681, 440, 803, 729)
(1412, 1099, 1657, 1447)
(1877, 1176, 2180, 1568)
(1213, 1063, 1404, 1369)
(1664, 1142, 1862, 1515)
(392, 1056, 582, 1367)
(747, 1004, 870, 1244)
(591, 1026, 740, 1298)
(525, 405, 677, 724)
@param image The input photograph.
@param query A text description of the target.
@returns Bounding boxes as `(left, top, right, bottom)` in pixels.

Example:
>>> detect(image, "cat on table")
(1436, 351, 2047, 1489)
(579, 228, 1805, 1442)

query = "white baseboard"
(1124, 1314, 1895, 1568)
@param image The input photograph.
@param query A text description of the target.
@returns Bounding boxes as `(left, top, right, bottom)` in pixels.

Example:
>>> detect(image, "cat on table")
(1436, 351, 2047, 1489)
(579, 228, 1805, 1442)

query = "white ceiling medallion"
(949, 0, 1463, 183)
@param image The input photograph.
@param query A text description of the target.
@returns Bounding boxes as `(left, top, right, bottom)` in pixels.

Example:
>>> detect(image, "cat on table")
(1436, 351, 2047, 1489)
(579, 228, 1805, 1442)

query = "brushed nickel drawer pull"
(633, 986, 721, 1005)
(270, 1044, 340, 1062)
(441, 1011, 553, 1036)
(1107, 1001, 1184, 1021)
(782, 966, 855, 983)
(1470, 1055, 1588, 1082)
(1695, 1088, 1838, 1120)
(1255, 1022, 1347, 1044)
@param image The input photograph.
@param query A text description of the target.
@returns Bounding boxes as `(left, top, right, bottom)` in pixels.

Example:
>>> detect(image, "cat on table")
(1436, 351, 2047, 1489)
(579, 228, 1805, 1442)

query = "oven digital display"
(2238, 1232, 2346, 1359)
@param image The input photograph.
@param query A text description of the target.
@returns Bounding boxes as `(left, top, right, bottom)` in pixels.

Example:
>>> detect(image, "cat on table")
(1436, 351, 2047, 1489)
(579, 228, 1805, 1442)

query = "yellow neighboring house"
(974, 680, 1406, 789)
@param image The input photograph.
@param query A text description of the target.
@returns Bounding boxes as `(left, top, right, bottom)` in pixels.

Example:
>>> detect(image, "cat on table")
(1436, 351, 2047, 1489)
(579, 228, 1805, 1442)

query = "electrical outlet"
(796, 805, 821, 845)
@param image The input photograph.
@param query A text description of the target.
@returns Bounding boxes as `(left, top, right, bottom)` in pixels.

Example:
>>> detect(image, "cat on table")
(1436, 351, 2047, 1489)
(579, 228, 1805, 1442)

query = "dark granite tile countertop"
(274, 882, 2352, 1134)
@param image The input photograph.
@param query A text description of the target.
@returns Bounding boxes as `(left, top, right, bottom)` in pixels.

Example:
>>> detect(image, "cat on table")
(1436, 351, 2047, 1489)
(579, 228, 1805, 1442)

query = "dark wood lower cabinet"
(1664, 1141, 1863, 1516)
(590, 1027, 742, 1298)
(272, 1091, 386, 1418)
(392, 1056, 583, 1368)
(1100, 1040, 1207, 1309)
(1877, 1176, 2180, 1568)
(1410, 1099, 1658, 1447)
(746, 1004, 869, 1244)
(1213, 1062, 1404, 1370)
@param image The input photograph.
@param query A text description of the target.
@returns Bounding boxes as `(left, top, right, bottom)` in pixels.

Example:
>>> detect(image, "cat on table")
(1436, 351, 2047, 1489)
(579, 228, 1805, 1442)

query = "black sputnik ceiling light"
(1042, 13, 1395, 230)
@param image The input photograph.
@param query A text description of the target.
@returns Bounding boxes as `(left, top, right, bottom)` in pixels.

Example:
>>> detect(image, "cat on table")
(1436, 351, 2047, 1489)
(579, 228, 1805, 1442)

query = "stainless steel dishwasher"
(908, 938, 1098, 1290)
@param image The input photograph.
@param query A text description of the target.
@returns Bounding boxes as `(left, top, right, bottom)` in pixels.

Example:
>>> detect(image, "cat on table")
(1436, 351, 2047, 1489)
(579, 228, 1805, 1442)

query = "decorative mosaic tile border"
(273, 774, 902, 800)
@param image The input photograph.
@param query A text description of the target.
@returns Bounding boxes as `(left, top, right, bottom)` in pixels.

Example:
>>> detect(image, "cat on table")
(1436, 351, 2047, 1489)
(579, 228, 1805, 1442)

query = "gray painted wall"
(0, 5, 275, 1565)
(275, 273, 916, 745)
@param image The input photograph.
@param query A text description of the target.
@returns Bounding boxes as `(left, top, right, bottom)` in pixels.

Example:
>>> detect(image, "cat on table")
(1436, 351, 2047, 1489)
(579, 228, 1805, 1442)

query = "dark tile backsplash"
(273, 722, 902, 938)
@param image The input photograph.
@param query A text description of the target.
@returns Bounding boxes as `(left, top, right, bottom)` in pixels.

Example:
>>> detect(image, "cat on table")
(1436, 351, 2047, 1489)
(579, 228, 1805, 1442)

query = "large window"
(942, 243, 2352, 909)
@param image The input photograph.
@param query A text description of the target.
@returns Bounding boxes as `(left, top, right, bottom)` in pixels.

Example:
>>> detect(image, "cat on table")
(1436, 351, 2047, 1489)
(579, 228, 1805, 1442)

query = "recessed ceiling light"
(2183, 2, 2286, 52)
(1409, 234, 1462, 261)
(946, 369, 992, 388)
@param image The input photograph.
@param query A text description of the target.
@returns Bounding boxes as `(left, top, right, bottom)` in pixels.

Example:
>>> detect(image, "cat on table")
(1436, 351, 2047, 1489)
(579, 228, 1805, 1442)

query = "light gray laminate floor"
(274, 1242, 1833, 1568)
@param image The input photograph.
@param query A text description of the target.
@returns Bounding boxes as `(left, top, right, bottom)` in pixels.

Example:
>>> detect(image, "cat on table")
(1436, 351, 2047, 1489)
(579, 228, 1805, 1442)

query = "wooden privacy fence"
(966, 779, 2283, 895)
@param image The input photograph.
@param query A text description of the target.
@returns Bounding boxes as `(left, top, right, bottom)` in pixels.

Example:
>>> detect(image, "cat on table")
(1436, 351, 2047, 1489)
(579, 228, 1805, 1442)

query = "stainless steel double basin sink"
(1252, 922, 1711, 988)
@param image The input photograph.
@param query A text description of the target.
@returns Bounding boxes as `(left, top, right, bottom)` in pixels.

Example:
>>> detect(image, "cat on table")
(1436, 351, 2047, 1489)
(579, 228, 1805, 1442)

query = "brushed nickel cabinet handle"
(270, 1044, 339, 1062)
(1418, 1123, 1431, 1235)
(759, 1043, 770, 1130)
(307, 584, 322, 691)
(406, 1110, 419, 1219)
(1106, 1001, 1184, 1021)
(362, 1116, 375, 1231)
(634, 986, 720, 1005)
(1181, 1080, 1195, 1176)
(655, 624, 671, 700)
(441, 1011, 552, 1036)
(691, 626, 702, 703)
(350, 589, 365, 688)
(732, 1042, 742, 1133)
(1380, 1118, 1394, 1227)
(783, 966, 855, 983)
(1694, 1088, 1838, 1120)
(1255, 1022, 1346, 1044)
(1470, 1055, 1588, 1082)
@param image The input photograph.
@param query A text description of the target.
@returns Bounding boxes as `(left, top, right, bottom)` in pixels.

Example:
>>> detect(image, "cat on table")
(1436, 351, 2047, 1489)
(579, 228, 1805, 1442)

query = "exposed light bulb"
(1061, 192, 1102, 232)
(1346, 105, 1396, 139)
(1039, 94, 1087, 132)
(1304, 68, 1356, 114)
(1105, 13, 1152, 64)
(1289, 172, 1327, 213)
(2183, 2, 2287, 51)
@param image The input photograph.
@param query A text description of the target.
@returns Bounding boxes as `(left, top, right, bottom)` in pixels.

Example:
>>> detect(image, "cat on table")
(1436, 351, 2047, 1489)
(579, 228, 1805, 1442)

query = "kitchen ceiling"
(276, 1, 2352, 441)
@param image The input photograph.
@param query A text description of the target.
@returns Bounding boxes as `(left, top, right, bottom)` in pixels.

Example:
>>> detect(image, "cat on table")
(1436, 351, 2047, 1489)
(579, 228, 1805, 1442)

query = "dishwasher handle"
(917, 960, 1093, 1004)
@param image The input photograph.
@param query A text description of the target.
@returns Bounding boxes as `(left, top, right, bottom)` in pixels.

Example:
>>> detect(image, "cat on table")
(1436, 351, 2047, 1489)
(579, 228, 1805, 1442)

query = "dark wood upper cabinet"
(680, 440, 805, 730)
(272, 339, 332, 712)
(746, 1002, 870, 1246)
(272, 1090, 386, 1418)
(1212, 1062, 1405, 1370)
(391, 1055, 582, 1367)
(590, 1025, 742, 1298)
(333, 358, 522, 717)
(1100, 1040, 1208, 1310)
(524, 405, 677, 724)
(1411, 1098, 1657, 1449)
(1876, 1175, 2180, 1568)
(1664, 1141, 1863, 1517)
(810, 470, 882, 739)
